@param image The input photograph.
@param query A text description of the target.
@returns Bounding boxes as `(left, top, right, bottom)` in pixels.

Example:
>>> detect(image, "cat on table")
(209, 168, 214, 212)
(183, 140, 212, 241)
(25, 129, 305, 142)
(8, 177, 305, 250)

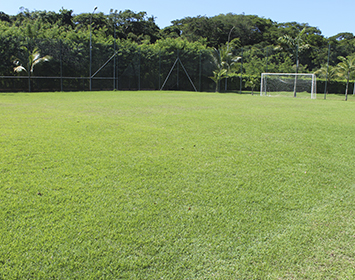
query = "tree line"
(0, 9, 355, 95)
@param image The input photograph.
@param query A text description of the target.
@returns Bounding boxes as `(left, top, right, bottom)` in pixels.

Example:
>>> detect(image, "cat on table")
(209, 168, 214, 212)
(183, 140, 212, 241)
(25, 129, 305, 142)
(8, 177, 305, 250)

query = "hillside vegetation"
(0, 9, 354, 93)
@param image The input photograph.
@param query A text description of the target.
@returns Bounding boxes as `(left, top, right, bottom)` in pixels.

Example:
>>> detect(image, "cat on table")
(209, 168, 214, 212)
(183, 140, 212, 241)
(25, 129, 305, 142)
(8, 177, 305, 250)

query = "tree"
(107, 9, 160, 43)
(244, 76, 259, 95)
(0, 11, 11, 23)
(59, 9, 74, 28)
(209, 48, 227, 92)
(314, 65, 337, 94)
(210, 68, 228, 92)
(13, 47, 52, 92)
(336, 55, 355, 101)
(209, 46, 240, 92)
(275, 27, 310, 97)
(170, 13, 276, 49)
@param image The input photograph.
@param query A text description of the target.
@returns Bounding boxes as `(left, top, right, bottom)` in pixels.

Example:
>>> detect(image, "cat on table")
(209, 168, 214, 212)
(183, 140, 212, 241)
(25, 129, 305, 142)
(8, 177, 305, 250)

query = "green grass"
(1, 90, 355, 279)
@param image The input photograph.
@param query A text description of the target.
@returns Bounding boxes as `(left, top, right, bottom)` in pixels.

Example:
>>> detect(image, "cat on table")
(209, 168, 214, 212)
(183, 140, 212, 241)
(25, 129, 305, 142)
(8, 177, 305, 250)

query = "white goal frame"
(260, 73, 317, 99)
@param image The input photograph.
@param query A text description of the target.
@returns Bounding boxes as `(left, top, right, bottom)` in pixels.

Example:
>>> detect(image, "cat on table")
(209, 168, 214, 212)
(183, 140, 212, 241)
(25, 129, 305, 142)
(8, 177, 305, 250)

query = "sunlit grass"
(1, 90, 355, 278)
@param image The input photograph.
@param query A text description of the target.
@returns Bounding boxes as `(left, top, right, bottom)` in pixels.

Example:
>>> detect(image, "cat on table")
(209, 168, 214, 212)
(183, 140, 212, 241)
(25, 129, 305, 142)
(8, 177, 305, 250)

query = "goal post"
(260, 73, 317, 99)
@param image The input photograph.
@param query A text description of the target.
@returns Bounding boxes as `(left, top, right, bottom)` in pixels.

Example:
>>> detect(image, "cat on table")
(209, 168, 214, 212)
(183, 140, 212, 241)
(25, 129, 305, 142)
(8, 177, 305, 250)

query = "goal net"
(260, 73, 317, 99)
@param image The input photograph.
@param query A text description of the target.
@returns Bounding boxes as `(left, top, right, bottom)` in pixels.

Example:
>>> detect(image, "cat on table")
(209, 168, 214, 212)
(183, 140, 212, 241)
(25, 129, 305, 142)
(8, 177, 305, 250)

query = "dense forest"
(1, 8, 355, 93)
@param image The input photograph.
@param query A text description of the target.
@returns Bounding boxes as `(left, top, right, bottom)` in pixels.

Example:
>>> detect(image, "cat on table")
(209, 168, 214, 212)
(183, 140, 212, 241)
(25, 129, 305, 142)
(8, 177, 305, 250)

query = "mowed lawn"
(1, 91, 355, 279)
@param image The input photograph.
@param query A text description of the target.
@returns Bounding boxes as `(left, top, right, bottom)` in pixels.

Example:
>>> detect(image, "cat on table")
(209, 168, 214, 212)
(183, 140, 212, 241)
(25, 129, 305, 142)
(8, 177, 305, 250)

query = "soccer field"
(1, 91, 355, 278)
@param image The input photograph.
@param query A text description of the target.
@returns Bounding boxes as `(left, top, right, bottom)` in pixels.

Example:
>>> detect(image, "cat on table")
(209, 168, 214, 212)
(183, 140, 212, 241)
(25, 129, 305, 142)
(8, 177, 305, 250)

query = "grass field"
(1, 90, 355, 279)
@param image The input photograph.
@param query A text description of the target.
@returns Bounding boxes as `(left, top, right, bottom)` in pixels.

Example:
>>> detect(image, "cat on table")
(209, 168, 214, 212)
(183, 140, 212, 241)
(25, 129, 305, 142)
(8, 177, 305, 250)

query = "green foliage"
(316, 77, 350, 95)
(170, 13, 277, 48)
(210, 68, 228, 92)
(13, 46, 52, 75)
(314, 65, 338, 91)
(244, 75, 259, 94)
(0, 9, 355, 93)
(153, 37, 207, 52)
(336, 55, 355, 100)
(209, 46, 241, 92)
(0, 11, 11, 23)
(275, 27, 310, 66)
(11, 46, 52, 92)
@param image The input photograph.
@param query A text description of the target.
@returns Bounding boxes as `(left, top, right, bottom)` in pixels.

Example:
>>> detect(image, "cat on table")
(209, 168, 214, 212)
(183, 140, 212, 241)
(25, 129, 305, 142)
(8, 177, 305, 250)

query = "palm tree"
(210, 68, 228, 92)
(210, 46, 240, 92)
(13, 47, 52, 92)
(314, 65, 337, 95)
(336, 55, 355, 101)
(275, 27, 310, 97)
(210, 48, 227, 92)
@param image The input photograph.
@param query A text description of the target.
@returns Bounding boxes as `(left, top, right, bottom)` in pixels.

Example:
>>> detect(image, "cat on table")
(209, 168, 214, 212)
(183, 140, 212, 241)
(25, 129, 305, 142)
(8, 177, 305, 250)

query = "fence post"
(265, 47, 269, 73)
(118, 54, 121, 90)
(199, 51, 202, 92)
(60, 39, 63, 92)
(138, 48, 141, 90)
(159, 50, 161, 90)
(28, 73, 31, 92)
(264, 47, 269, 95)
(113, 42, 116, 90)
(116, 51, 119, 90)
(240, 48, 243, 94)
(324, 42, 331, 99)
(177, 49, 179, 90)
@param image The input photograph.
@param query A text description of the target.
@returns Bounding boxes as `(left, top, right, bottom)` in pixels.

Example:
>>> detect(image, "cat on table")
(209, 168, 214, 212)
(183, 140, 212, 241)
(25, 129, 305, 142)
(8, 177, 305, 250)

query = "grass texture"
(1, 91, 355, 279)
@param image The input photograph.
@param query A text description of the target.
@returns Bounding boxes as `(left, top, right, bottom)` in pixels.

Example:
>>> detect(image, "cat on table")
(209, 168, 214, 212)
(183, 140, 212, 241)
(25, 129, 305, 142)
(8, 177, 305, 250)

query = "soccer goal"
(260, 73, 317, 99)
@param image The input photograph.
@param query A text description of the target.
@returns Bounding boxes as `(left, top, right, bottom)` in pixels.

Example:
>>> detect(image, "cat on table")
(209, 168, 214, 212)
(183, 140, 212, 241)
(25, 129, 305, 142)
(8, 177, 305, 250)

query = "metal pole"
(265, 47, 269, 73)
(111, 9, 118, 90)
(324, 42, 331, 99)
(138, 48, 141, 90)
(177, 49, 179, 90)
(158, 50, 161, 90)
(240, 48, 243, 94)
(227, 26, 236, 49)
(160, 58, 179, 90)
(225, 26, 237, 93)
(294, 42, 299, 97)
(264, 47, 269, 96)
(199, 51, 202, 92)
(60, 39, 63, 91)
(89, 6, 97, 91)
(118, 54, 121, 90)
(28, 72, 31, 92)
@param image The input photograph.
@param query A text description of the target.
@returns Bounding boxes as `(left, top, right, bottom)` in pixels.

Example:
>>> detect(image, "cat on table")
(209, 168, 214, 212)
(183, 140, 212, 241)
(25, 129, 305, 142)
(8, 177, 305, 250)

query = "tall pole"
(225, 25, 236, 92)
(199, 51, 202, 92)
(110, 9, 118, 90)
(177, 49, 179, 90)
(89, 6, 98, 91)
(240, 48, 243, 94)
(227, 25, 236, 50)
(138, 48, 141, 90)
(264, 47, 269, 96)
(293, 43, 299, 98)
(324, 42, 331, 99)
(60, 39, 63, 92)
(158, 50, 161, 90)
(265, 47, 269, 73)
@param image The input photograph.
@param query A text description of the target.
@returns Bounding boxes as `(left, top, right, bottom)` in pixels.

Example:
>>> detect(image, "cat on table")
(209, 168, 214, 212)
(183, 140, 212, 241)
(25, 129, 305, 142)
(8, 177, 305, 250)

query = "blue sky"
(1, 0, 354, 38)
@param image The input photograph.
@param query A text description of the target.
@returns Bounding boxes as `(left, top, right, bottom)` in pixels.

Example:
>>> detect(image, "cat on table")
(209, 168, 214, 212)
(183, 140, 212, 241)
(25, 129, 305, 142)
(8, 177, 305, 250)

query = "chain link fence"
(1, 37, 354, 94)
